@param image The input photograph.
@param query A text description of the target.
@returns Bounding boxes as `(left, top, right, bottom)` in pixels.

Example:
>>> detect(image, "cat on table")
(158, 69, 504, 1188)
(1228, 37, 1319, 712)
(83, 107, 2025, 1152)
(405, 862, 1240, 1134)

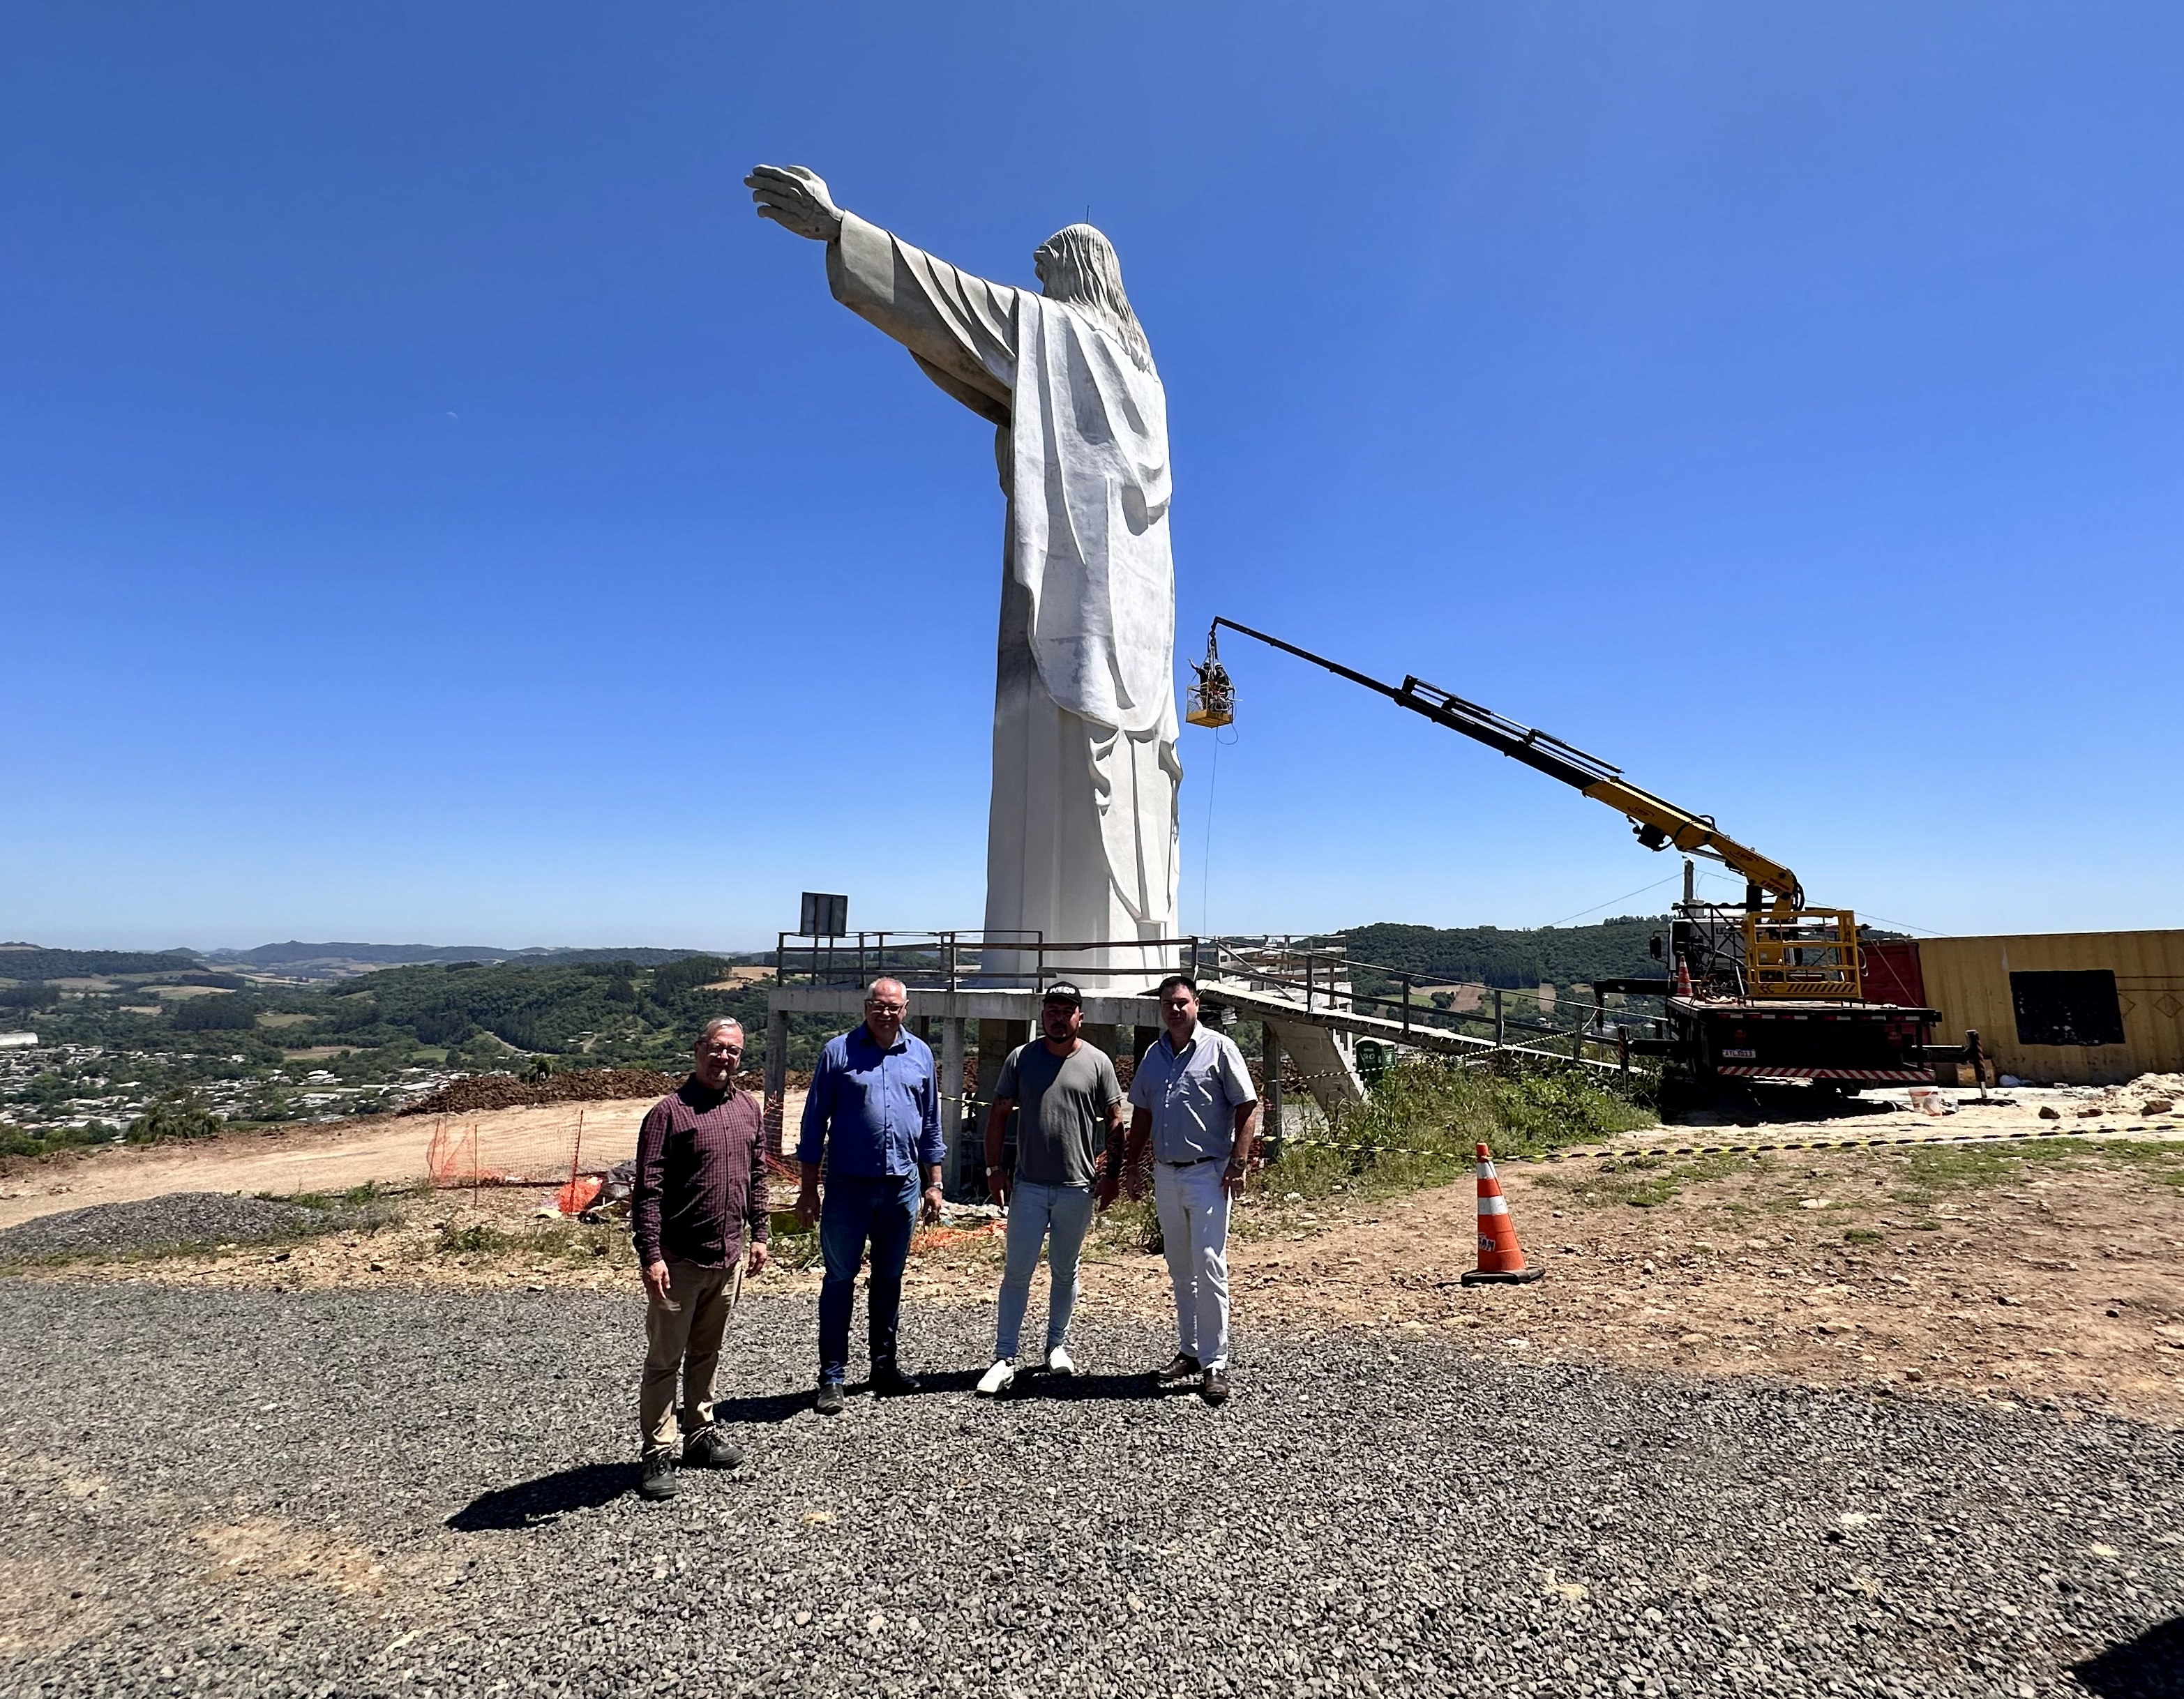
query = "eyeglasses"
(865, 1002, 906, 1015)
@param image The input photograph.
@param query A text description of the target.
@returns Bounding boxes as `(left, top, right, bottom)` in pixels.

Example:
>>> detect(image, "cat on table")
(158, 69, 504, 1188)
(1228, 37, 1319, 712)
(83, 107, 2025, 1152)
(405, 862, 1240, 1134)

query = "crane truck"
(1190, 617, 1943, 1096)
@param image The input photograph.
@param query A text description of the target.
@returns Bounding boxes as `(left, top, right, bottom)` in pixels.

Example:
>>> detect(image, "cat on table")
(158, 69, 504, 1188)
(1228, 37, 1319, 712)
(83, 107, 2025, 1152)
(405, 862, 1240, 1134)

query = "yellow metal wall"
(1914, 930, 2184, 1086)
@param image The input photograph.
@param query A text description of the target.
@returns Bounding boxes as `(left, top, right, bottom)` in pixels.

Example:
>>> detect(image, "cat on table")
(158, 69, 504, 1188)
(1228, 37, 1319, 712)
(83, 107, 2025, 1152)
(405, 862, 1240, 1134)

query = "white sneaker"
(1045, 1344, 1076, 1377)
(976, 1359, 1016, 1396)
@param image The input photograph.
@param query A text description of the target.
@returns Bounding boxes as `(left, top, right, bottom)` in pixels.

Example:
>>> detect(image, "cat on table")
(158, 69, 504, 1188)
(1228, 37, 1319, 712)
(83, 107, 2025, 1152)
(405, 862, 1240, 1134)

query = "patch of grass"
(257, 1179, 417, 1211)
(769, 1225, 822, 1269)
(436, 1221, 521, 1255)
(1887, 1138, 2089, 1208)
(2091, 1140, 2184, 1189)
(1843, 1228, 1883, 1244)
(1096, 1195, 1163, 1255)
(0, 1123, 124, 1161)
(1257, 1059, 1654, 1206)
(7, 1240, 239, 1269)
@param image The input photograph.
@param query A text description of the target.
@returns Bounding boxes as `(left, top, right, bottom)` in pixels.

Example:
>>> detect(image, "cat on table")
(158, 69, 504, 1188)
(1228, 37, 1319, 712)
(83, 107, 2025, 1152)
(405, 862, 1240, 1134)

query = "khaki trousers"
(640, 1258, 735, 1458)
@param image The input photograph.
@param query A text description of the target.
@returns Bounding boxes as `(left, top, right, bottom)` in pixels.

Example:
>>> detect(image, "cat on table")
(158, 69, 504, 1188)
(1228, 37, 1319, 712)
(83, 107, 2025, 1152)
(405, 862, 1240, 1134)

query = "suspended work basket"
(1185, 677, 1234, 727)
(1186, 628, 1235, 727)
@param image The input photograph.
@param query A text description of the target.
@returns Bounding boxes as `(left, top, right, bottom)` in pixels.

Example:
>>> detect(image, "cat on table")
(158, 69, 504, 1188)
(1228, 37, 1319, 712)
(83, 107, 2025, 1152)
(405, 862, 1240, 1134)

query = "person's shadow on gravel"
(2075, 1615, 2183, 1698)
(1002, 1369, 1163, 1402)
(867, 1368, 985, 1398)
(446, 1463, 637, 1532)
(711, 1388, 820, 1424)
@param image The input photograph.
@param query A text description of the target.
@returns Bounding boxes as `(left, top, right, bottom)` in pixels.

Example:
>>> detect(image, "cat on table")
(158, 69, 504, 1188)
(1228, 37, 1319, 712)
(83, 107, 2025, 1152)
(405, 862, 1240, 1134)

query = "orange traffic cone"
(1461, 1142, 1544, 1285)
(1673, 953, 1694, 997)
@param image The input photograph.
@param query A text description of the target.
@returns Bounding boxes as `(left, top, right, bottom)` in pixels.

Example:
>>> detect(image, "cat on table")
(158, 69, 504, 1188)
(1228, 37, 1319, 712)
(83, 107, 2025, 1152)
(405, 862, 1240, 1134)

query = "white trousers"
(1154, 1161, 1230, 1370)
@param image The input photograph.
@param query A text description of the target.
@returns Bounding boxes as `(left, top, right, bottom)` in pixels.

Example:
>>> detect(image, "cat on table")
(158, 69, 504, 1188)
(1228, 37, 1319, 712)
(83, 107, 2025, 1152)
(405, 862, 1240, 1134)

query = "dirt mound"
(398, 1070, 681, 1116)
(398, 1066, 815, 1117)
(2100, 1071, 2184, 1115)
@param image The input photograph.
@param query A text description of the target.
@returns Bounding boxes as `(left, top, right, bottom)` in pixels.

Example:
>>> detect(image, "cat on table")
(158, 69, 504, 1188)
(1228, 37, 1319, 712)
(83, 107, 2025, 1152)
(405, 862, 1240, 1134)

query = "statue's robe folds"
(827, 212, 1181, 983)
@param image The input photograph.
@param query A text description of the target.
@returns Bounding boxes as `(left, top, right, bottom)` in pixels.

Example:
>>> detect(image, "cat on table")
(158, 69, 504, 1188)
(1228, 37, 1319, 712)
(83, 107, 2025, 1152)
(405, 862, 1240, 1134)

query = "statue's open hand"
(746, 164, 843, 241)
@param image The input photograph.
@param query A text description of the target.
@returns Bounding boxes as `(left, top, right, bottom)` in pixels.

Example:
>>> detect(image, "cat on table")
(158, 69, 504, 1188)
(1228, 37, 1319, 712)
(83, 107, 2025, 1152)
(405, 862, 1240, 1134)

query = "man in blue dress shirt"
(795, 976, 946, 1413)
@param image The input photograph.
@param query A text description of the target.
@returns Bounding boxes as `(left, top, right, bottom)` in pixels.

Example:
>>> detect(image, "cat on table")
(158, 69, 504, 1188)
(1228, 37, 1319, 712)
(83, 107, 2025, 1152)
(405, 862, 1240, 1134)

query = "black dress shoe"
(1199, 1367, 1231, 1406)
(868, 1360, 921, 1396)
(1156, 1352, 1201, 1384)
(682, 1426, 744, 1469)
(814, 1381, 846, 1416)
(639, 1453, 678, 1500)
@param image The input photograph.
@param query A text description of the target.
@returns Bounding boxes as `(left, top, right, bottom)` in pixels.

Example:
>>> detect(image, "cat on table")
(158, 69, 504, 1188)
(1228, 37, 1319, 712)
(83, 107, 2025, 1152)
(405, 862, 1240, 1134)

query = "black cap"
(1041, 981, 1083, 1006)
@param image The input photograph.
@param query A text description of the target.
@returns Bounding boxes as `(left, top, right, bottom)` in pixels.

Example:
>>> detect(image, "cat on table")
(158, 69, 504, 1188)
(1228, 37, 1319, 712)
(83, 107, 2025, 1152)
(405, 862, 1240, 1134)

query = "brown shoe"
(1199, 1366, 1230, 1406)
(1156, 1352, 1200, 1383)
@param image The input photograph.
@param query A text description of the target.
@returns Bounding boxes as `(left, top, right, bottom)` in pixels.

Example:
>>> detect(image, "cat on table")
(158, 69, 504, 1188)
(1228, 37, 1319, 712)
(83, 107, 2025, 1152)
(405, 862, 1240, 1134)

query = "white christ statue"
(748, 164, 1180, 986)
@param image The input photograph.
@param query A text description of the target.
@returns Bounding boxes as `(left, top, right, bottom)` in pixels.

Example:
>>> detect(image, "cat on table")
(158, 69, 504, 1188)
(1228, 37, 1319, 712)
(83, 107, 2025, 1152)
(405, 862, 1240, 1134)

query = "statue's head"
(1034, 223, 1153, 372)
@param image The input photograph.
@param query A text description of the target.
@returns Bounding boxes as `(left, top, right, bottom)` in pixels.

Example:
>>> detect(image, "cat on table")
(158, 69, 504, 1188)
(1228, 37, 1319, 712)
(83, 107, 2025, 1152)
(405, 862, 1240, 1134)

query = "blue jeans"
(818, 1171, 919, 1386)
(994, 1181, 1095, 1361)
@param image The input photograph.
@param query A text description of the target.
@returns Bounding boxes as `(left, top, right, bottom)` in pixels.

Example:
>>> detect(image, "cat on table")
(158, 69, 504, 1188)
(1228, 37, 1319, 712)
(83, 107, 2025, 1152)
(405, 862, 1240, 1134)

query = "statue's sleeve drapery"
(826, 212, 1018, 427)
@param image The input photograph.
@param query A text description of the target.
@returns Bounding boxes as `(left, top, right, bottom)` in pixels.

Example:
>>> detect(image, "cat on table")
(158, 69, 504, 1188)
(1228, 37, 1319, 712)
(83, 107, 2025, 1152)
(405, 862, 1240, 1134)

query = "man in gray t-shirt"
(976, 982, 1123, 1396)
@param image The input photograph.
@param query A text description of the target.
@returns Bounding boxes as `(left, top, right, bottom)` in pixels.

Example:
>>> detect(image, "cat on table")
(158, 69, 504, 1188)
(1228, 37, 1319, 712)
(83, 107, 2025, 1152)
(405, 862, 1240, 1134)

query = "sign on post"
(799, 892, 848, 938)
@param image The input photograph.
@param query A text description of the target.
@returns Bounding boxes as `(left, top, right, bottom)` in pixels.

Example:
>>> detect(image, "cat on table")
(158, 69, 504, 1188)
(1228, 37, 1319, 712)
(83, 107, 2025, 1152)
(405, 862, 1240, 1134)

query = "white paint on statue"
(1000, 258, 1181, 946)
(749, 167, 1179, 984)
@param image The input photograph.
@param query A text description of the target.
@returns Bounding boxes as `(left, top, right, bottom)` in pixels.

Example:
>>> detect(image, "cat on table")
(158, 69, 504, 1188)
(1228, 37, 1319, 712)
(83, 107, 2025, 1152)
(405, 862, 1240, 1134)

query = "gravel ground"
(1, 1282, 2179, 1698)
(0, 1192, 372, 1260)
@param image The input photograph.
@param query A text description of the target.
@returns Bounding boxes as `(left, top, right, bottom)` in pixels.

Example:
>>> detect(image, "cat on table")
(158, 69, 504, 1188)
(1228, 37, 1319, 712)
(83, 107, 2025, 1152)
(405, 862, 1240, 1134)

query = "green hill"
(0, 946, 202, 981)
(1323, 916, 1666, 995)
(205, 941, 727, 977)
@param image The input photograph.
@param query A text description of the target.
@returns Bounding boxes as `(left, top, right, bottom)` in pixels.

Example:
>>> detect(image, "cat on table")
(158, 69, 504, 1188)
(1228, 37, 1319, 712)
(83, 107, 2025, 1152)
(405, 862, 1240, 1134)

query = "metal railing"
(771, 926, 1667, 1071)
(1200, 935, 1671, 1068)
(774, 930, 1205, 995)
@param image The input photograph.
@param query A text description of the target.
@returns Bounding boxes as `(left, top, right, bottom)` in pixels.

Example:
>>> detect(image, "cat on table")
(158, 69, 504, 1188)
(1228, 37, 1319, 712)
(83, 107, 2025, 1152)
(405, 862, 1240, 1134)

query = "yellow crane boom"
(1200, 617, 1809, 915)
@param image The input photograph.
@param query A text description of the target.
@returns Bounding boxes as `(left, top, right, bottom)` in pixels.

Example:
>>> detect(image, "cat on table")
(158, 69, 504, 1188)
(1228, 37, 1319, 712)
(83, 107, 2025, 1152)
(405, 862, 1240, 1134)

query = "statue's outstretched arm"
(749, 163, 1016, 421)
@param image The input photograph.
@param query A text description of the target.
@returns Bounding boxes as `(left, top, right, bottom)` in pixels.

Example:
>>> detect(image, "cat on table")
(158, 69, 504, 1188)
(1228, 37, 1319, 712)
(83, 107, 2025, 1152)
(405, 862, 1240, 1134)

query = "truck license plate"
(1721, 1048, 1756, 1059)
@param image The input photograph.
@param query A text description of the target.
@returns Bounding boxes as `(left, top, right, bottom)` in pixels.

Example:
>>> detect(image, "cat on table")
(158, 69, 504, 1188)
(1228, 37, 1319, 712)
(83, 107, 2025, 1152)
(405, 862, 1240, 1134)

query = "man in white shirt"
(1120, 974, 1258, 1405)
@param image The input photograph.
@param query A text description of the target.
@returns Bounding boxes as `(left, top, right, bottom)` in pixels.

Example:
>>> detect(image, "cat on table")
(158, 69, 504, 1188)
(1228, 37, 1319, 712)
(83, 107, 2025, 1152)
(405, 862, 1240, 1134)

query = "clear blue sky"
(6, 3, 2180, 953)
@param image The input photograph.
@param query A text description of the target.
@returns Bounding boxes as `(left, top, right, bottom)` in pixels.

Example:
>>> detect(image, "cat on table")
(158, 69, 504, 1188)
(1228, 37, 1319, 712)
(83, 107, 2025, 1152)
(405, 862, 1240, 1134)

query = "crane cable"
(1198, 717, 1238, 935)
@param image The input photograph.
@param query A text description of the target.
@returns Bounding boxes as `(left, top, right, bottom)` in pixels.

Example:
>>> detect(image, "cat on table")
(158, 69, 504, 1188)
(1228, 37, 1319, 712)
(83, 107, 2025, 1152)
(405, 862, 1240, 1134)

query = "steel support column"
(942, 1015, 966, 1191)
(763, 1007, 790, 1158)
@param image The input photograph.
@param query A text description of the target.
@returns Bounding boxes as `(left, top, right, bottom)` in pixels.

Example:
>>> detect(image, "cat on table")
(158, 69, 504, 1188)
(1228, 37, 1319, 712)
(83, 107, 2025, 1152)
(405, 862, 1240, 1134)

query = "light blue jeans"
(994, 1181, 1096, 1361)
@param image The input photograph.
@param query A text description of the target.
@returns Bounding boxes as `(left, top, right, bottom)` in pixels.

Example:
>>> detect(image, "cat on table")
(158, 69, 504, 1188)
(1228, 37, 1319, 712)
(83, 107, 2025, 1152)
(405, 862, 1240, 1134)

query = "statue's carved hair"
(1038, 224, 1153, 372)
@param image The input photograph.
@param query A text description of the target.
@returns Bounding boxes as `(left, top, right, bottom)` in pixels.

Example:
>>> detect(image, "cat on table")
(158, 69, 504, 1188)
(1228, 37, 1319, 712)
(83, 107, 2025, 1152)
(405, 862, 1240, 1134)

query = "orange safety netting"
(555, 1175, 604, 1215)
(423, 1110, 605, 1214)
